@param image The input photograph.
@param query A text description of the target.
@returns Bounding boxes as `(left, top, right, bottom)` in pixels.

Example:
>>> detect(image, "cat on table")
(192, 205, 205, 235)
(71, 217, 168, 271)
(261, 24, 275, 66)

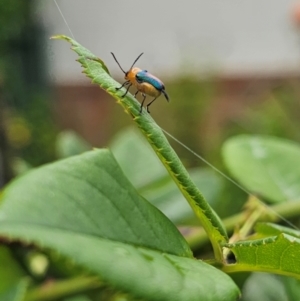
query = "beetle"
(111, 52, 169, 113)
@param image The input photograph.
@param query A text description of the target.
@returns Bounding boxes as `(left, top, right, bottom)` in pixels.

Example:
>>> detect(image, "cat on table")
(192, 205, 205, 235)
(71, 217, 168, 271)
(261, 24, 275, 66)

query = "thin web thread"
(52, 0, 299, 232)
(158, 126, 299, 230)
(53, 0, 75, 39)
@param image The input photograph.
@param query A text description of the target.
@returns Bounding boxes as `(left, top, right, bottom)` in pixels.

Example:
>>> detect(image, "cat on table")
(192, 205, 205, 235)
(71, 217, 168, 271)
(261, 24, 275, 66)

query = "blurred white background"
(38, 0, 300, 83)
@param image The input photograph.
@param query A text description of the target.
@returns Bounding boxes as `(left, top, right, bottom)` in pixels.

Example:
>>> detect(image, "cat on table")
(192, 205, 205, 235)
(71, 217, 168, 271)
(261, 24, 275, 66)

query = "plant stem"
(24, 276, 102, 301)
(186, 199, 300, 251)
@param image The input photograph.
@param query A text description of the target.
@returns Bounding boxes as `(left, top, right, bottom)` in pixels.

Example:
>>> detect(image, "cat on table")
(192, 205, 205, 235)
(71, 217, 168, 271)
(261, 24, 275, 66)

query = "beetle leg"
(140, 93, 146, 113)
(134, 90, 139, 98)
(146, 96, 159, 113)
(116, 80, 130, 91)
(121, 83, 132, 97)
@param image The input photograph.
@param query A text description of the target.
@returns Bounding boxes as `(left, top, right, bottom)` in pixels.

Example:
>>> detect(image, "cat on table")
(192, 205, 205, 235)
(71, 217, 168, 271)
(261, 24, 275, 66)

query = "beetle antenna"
(111, 52, 126, 74)
(129, 53, 144, 70)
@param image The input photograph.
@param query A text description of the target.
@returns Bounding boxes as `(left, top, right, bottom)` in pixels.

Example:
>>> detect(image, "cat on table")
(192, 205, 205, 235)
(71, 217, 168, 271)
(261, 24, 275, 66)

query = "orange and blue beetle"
(111, 52, 169, 113)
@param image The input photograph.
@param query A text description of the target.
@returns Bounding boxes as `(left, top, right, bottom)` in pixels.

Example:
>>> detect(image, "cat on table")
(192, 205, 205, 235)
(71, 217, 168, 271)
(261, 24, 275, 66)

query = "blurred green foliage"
(0, 0, 58, 172)
(1, 4, 300, 300)
(2, 122, 300, 300)
(0, 0, 28, 42)
(127, 77, 300, 218)
(159, 78, 300, 167)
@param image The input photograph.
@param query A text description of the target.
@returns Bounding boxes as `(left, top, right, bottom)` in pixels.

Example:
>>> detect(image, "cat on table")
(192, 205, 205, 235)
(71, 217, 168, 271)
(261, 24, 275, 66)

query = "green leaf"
(109, 127, 167, 189)
(281, 275, 300, 300)
(223, 135, 300, 203)
(0, 225, 240, 301)
(223, 233, 300, 279)
(51, 35, 228, 260)
(141, 168, 224, 224)
(241, 273, 289, 301)
(0, 149, 191, 257)
(0, 148, 239, 300)
(110, 127, 224, 224)
(241, 273, 300, 301)
(0, 245, 26, 294)
(254, 222, 300, 239)
(0, 279, 29, 301)
(56, 131, 92, 159)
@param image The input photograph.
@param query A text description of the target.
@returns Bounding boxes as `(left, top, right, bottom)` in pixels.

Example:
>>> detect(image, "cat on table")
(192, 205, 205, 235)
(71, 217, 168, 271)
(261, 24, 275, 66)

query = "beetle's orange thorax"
(125, 67, 141, 83)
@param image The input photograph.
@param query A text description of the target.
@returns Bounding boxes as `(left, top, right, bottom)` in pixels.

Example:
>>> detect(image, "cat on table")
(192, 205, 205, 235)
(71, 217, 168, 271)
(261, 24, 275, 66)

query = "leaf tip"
(50, 34, 71, 42)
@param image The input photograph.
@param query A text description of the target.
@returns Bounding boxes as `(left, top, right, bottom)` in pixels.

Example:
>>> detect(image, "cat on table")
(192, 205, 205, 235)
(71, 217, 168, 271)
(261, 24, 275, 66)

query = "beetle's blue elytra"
(111, 52, 169, 114)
